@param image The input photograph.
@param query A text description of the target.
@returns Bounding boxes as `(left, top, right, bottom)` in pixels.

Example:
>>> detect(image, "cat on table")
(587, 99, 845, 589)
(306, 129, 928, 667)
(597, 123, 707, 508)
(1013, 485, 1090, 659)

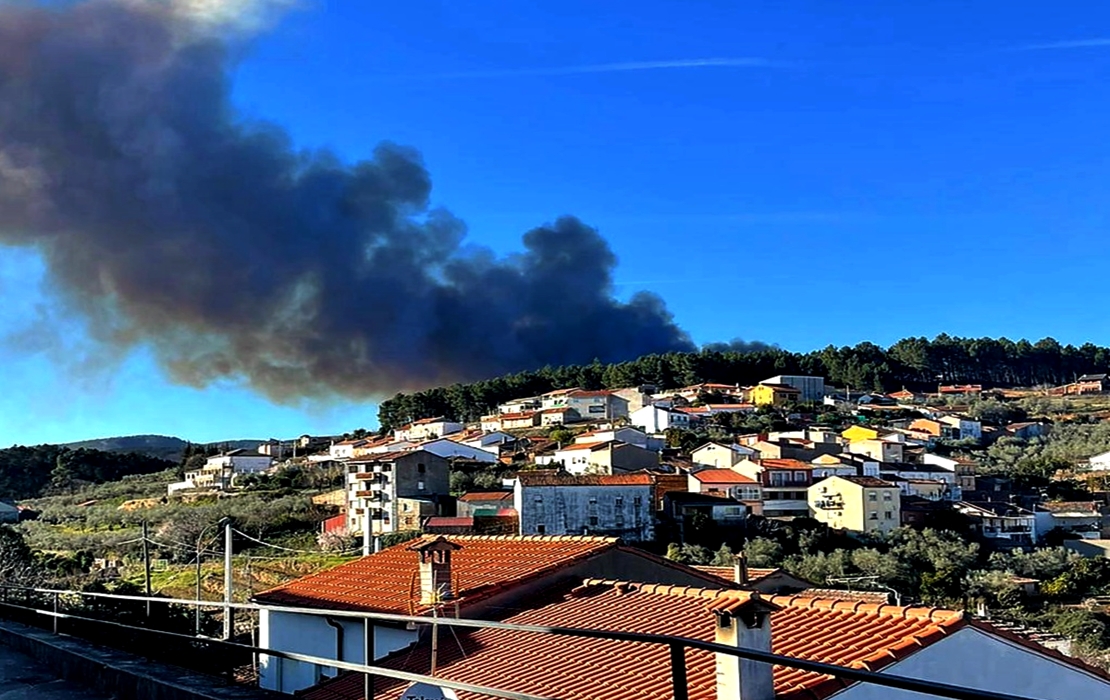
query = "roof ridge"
(579, 578, 750, 601)
(417, 534, 618, 543)
(768, 594, 965, 622)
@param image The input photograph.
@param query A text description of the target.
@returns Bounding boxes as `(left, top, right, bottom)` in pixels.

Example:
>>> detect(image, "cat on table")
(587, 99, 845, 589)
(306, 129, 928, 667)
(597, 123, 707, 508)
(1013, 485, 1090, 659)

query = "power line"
(231, 528, 361, 555)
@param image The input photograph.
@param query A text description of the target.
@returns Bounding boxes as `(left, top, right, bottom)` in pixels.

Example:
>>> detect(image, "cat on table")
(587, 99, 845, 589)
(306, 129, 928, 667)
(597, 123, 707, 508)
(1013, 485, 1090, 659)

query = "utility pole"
(141, 520, 152, 618)
(362, 497, 371, 557)
(195, 539, 203, 636)
(430, 602, 440, 676)
(223, 520, 234, 640)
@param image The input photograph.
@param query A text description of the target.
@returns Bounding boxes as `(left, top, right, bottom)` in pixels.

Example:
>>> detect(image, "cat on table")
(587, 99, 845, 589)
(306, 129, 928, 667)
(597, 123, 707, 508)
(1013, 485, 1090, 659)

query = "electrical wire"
(231, 527, 362, 555)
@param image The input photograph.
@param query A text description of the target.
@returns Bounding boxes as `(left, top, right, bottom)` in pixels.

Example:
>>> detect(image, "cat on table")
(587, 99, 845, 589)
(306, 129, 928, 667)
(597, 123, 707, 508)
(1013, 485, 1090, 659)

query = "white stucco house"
(393, 417, 464, 442)
(630, 404, 693, 433)
(690, 441, 760, 468)
(167, 449, 273, 494)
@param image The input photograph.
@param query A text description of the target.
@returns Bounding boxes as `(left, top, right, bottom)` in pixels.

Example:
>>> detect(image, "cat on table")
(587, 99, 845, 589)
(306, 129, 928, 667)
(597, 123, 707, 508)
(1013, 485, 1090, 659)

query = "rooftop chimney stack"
(712, 593, 778, 700)
(409, 537, 462, 606)
(733, 552, 749, 585)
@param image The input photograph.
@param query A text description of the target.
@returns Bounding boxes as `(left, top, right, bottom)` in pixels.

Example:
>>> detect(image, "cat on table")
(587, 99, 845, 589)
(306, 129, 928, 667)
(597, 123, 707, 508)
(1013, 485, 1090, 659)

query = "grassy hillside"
(62, 436, 266, 462)
(63, 435, 189, 461)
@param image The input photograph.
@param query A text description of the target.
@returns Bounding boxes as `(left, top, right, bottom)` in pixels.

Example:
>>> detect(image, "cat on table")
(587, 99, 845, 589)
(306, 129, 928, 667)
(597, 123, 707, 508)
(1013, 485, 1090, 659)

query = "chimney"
(408, 536, 462, 606)
(711, 593, 779, 700)
(733, 552, 749, 585)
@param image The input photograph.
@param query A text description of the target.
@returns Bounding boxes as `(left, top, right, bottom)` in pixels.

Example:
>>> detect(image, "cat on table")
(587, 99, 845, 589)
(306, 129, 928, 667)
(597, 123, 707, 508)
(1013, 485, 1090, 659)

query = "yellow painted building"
(808, 475, 901, 534)
(840, 425, 881, 443)
(749, 383, 801, 407)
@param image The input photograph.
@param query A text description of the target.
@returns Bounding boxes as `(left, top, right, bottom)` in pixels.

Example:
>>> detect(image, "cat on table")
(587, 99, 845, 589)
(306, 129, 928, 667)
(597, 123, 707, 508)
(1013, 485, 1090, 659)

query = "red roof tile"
(557, 440, 612, 452)
(759, 459, 814, 470)
(425, 517, 475, 528)
(304, 581, 967, 700)
(689, 469, 758, 484)
(456, 491, 514, 503)
(516, 472, 654, 487)
(691, 565, 780, 582)
(252, 535, 620, 615)
(497, 411, 537, 420)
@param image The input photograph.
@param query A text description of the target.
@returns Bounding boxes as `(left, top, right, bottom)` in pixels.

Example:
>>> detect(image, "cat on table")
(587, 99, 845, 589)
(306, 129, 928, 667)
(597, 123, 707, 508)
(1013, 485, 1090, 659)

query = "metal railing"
(0, 584, 1051, 700)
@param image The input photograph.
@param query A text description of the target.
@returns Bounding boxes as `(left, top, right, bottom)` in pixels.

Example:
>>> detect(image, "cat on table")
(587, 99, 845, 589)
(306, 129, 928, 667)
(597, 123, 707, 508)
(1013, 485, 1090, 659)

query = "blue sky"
(3, 0, 1110, 445)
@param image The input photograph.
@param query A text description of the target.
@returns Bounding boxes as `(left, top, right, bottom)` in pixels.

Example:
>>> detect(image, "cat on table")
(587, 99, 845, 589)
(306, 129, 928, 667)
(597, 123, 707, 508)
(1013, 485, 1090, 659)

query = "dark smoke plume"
(0, 0, 696, 399)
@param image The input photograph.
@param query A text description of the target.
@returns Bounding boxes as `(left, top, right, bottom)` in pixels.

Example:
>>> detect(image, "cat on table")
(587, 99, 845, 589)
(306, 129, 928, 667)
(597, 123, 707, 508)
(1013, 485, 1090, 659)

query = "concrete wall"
(258, 610, 416, 694)
(831, 627, 1110, 700)
(514, 482, 654, 541)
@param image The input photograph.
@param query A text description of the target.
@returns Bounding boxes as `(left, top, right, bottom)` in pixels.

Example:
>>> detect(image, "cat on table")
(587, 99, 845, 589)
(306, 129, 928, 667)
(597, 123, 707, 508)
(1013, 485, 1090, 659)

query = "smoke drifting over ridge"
(0, 0, 698, 400)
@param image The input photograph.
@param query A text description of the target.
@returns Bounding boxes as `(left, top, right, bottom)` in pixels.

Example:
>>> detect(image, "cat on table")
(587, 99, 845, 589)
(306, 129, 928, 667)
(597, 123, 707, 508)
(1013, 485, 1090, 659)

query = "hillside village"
(9, 364, 1110, 699)
(23, 370, 1110, 699)
(157, 373, 1110, 559)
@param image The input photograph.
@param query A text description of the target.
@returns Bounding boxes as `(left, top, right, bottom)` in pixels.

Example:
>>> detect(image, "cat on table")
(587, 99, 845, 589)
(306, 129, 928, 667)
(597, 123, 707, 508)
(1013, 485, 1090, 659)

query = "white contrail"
(407, 57, 787, 80)
(1012, 38, 1110, 51)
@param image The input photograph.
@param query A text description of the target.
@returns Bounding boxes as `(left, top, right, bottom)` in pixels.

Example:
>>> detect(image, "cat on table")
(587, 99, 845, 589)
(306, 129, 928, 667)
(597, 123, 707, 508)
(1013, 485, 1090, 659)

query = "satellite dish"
(398, 682, 459, 700)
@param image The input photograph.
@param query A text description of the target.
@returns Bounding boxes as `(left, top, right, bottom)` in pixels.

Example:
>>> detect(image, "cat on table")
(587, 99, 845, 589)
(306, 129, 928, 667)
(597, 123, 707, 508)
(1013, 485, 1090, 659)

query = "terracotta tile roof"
(497, 411, 537, 420)
(759, 383, 802, 392)
(305, 581, 966, 700)
(833, 475, 899, 488)
(567, 389, 612, 398)
(456, 491, 514, 503)
(800, 588, 891, 603)
(1039, 500, 1100, 514)
(557, 440, 613, 452)
(252, 535, 620, 615)
(347, 449, 418, 463)
(516, 472, 654, 487)
(542, 387, 580, 396)
(759, 459, 814, 470)
(692, 565, 780, 582)
(425, 517, 474, 528)
(689, 469, 758, 484)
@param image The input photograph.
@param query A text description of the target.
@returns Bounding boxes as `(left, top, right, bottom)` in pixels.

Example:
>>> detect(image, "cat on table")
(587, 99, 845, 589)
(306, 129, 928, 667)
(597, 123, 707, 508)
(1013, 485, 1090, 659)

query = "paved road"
(0, 644, 111, 700)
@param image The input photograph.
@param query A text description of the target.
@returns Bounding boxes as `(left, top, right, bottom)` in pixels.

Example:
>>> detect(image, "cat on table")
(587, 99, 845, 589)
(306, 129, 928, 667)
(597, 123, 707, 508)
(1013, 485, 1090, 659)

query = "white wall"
(259, 609, 417, 694)
(420, 439, 497, 463)
(830, 627, 1110, 700)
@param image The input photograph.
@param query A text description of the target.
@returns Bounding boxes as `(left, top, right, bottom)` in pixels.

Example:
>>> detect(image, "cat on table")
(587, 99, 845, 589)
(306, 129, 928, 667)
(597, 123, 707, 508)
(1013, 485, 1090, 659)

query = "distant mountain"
(62, 435, 264, 462)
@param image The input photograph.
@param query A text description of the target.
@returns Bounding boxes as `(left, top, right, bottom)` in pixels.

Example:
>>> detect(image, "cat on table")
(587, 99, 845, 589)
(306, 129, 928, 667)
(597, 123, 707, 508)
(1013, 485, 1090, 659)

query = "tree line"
(0, 445, 174, 500)
(378, 334, 1110, 430)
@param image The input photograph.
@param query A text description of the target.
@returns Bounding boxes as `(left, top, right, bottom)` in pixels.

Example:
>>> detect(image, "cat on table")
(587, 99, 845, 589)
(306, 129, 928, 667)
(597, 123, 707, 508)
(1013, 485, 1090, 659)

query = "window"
(589, 497, 598, 505)
(883, 492, 892, 501)
(417, 481, 425, 491)
(884, 511, 894, 520)
(794, 471, 807, 482)
(534, 496, 543, 504)
(403, 502, 410, 512)
(537, 525, 546, 535)
(615, 497, 624, 507)
(869, 512, 878, 520)
(868, 492, 878, 502)
(589, 516, 599, 526)
(417, 463, 426, 474)
(633, 496, 642, 507)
